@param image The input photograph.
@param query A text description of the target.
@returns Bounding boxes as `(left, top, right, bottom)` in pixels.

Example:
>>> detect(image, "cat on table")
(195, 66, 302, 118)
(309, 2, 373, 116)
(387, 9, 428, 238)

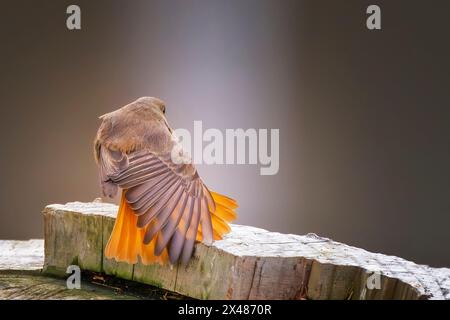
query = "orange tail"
(104, 191, 169, 265)
(105, 190, 238, 265)
(197, 191, 238, 241)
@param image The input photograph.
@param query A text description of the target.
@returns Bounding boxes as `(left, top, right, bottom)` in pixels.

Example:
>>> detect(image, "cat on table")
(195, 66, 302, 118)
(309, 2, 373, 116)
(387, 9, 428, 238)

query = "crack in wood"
(246, 258, 258, 300)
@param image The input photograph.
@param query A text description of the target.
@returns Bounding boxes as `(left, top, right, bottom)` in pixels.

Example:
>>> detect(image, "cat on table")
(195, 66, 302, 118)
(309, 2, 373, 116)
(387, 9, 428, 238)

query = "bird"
(94, 97, 237, 266)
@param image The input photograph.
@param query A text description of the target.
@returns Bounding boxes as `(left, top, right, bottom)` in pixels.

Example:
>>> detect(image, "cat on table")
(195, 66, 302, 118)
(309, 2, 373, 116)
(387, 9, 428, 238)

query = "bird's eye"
(162, 106, 166, 114)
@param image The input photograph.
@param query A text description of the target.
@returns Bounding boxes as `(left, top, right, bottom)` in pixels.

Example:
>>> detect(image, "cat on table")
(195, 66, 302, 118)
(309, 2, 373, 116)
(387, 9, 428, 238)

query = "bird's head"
(98, 96, 167, 123)
(135, 96, 166, 116)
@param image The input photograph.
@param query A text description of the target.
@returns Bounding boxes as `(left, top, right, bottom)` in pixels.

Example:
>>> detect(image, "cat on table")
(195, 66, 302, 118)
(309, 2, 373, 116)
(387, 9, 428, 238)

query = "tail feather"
(197, 223, 224, 241)
(197, 190, 237, 242)
(210, 191, 238, 210)
(104, 196, 125, 258)
(116, 201, 131, 262)
(212, 214, 231, 233)
(139, 226, 169, 264)
(214, 203, 237, 222)
(105, 191, 169, 265)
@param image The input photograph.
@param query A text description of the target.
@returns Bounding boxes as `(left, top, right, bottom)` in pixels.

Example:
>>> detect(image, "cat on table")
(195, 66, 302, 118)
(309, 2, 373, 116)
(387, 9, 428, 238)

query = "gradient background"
(1, 0, 449, 267)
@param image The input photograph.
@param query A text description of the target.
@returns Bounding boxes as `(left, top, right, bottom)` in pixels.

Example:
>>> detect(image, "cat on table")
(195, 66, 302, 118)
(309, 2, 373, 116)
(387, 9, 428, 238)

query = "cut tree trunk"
(42, 201, 450, 300)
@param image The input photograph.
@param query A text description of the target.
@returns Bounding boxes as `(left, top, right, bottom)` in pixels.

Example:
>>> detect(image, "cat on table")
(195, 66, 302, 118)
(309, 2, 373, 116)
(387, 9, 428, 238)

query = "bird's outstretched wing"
(98, 146, 237, 265)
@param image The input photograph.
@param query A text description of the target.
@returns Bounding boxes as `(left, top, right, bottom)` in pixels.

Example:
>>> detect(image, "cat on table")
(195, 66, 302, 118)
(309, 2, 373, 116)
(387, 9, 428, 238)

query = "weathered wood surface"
(0, 240, 184, 300)
(42, 201, 450, 300)
(0, 239, 44, 271)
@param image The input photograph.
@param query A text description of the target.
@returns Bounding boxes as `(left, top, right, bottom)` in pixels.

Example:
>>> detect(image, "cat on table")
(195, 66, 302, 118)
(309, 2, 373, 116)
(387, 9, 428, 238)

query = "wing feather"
(137, 179, 181, 229)
(143, 183, 184, 243)
(99, 147, 232, 264)
(180, 189, 202, 265)
(154, 191, 188, 256)
(169, 195, 195, 264)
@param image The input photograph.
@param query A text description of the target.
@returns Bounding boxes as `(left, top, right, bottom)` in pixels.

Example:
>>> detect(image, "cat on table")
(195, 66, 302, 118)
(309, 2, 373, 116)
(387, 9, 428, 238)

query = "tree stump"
(41, 201, 450, 300)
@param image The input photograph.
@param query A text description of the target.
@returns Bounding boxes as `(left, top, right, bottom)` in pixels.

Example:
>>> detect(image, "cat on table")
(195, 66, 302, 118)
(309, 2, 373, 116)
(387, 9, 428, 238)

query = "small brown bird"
(94, 97, 237, 265)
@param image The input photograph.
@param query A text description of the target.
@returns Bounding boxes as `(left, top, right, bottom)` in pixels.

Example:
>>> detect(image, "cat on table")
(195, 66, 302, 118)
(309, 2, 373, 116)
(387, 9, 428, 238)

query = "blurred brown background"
(1, 0, 449, 266)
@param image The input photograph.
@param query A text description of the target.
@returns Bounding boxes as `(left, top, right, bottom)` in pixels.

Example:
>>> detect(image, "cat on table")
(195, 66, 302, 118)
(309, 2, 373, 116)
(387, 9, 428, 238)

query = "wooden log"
(0, 239, 183, 300)
(0, 239, 137, 299)
(42, 201, 450, 300)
